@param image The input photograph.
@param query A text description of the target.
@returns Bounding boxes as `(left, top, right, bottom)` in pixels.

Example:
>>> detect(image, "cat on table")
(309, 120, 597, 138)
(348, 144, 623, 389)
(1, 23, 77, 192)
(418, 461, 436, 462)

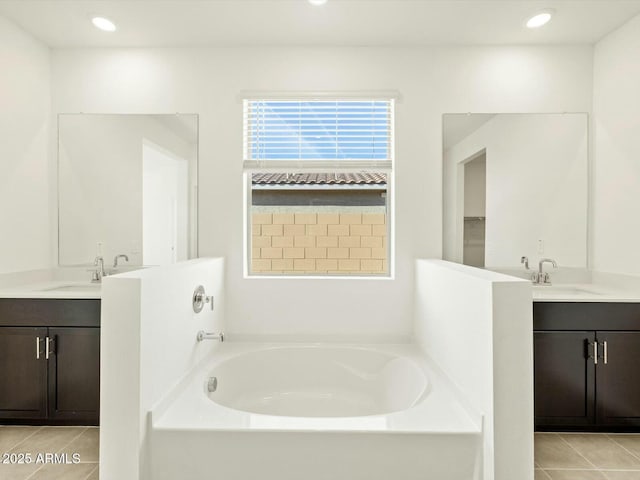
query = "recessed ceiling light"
(308, 0, 328, 5)
(92, 16, 117, 32)
(526, 10, 554, 29)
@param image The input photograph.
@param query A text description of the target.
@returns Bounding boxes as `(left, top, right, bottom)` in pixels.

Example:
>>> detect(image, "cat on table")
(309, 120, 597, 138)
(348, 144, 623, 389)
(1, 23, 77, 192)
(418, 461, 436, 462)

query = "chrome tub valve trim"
(193, 285, 214, 313)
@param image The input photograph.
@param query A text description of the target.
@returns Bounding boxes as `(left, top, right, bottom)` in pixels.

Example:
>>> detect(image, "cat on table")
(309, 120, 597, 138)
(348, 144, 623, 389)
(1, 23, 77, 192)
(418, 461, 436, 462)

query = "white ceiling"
(1, 0, 639, 48)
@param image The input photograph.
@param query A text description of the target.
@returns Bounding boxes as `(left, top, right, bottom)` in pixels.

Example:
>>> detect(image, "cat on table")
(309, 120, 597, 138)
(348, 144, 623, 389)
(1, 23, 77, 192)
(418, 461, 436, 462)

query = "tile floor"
(2, 427, 640, 479)
(0, 426, 98, 480)
(536, 433, 640, 479)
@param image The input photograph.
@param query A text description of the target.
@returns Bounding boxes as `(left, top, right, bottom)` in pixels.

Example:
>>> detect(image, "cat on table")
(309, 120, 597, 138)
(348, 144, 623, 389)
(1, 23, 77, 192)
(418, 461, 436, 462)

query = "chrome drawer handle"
(45, 337, 50, 360)
(36, 337, 41, 360)
(603, 340, 608, 365)
(593, 341, 598, 365)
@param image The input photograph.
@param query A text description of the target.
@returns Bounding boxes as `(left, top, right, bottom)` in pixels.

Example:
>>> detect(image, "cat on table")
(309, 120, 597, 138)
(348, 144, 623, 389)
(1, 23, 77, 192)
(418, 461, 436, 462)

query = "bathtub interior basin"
(206, 346, 429, 418)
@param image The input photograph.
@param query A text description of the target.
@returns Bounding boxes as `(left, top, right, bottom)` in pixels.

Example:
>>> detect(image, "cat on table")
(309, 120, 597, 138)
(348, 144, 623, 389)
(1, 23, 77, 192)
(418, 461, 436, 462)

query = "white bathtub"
(151, 343, 482, 480)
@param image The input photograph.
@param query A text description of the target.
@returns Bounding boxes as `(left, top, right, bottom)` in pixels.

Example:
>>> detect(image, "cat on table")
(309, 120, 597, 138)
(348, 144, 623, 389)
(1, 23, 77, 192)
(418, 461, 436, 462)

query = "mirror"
(58, 114, 198, 266)
(442, 113, 588, 269)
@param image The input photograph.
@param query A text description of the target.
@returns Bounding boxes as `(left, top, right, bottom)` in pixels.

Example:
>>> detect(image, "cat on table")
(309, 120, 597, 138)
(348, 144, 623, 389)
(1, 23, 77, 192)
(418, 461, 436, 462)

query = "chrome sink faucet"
(532, 258, 558, 285)
(90, 256, 108, 283)
(113, 254, 129, 268)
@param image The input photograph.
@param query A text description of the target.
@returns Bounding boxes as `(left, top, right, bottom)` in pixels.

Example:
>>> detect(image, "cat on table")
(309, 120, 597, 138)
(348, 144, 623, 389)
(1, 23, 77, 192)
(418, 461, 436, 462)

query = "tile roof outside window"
(252, 172, 387, 186)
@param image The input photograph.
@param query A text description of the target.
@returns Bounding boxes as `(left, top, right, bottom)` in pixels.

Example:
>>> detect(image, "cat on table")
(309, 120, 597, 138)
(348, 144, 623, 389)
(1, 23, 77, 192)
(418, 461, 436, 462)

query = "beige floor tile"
(57, 428, 99, 463)
(536, 469, 552, 480)
(609, 436, 640, 460)
(546, 470, 608, 480)
(0, 427, 41, 453)
(0, 462, 41, 480)
(85, 464, 99, 479)
(10, 427, 86, 456)
(561, 434, 640, 470)
(535, 433, 592, 469)
(603, 472, 640, 480)
(28, 462, 97, 480)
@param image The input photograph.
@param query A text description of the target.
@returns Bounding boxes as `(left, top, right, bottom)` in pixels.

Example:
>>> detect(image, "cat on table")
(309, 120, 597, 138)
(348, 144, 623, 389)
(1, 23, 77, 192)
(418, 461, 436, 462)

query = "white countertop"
(532, 283, 640, 303)
(0, 280, 102, 299)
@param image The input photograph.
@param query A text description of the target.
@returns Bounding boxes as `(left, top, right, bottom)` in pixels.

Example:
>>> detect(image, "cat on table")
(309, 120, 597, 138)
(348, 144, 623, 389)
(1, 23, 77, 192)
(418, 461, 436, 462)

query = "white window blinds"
(243, 100, 393, 169)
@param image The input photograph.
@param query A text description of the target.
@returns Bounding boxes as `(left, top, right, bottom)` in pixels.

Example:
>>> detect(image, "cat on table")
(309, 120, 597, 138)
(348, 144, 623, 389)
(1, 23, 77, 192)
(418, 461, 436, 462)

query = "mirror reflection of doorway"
(463, 153, 486, 268)
(142, 140, 189, 265)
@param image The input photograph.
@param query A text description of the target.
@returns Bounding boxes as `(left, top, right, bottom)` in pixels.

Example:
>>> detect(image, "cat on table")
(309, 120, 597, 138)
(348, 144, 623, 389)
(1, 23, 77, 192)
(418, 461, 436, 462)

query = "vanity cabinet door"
(534, 331, 596, 428)
(596, 332, 640, 427)
(0, 327, 48, 419)
(47, 327, 100, 425)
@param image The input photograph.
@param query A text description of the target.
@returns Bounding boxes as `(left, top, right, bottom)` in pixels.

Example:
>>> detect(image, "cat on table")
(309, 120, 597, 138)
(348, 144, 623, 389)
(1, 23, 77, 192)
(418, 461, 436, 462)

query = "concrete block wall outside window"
(251, 208, 388, 275)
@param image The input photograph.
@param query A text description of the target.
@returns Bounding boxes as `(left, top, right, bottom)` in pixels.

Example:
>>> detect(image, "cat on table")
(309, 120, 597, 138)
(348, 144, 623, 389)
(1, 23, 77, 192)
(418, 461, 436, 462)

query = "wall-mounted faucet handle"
(192, 285, 214, 313)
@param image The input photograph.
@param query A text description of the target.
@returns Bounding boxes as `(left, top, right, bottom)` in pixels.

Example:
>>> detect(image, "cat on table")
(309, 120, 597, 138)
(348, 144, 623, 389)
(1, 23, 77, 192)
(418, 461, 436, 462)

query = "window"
(243, 99, 394, 277)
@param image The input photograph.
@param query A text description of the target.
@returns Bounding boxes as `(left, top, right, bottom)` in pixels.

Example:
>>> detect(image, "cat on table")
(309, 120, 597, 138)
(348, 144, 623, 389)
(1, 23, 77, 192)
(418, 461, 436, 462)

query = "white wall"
(593, 14, 640, 276)
(0, 16, 51, 274)
(51, 46, 593, 338)
(414, 260, 533, 480)
(58, 114, 195, 266)
(100, 258, 225, 480)
(444, 114, 588, 268)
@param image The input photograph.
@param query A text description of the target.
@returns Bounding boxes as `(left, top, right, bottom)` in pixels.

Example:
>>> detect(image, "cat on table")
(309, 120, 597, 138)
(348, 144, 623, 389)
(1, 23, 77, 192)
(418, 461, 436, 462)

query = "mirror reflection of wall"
(58, 114, 198, 266)
(443, 113, 588, 269)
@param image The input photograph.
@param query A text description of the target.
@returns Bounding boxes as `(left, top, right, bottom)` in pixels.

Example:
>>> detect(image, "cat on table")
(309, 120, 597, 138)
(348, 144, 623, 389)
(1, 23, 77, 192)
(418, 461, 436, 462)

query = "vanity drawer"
(0, 299, 100, 327)
(534, 302, 640, 331)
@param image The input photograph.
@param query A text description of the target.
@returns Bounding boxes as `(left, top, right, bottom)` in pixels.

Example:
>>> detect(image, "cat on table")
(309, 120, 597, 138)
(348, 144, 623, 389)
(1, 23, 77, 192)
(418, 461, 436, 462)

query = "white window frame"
(242, 96, 395, 279)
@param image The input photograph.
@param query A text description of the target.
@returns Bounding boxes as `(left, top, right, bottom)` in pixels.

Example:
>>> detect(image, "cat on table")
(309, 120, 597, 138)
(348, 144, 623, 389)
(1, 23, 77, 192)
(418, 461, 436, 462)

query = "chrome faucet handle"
(521, 256, 530, 270)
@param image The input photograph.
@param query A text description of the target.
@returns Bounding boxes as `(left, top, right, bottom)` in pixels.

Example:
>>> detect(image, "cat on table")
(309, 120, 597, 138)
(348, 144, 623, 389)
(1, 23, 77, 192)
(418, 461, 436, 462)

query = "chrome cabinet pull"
(45, 337, 50, 360)
(603, 340, 608, 365)
(36, 337, 41, 360)
(593, 341, 598, 365)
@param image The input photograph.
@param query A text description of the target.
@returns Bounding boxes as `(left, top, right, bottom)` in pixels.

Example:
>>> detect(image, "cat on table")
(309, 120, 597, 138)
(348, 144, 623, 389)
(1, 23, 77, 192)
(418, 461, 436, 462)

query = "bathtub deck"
(150, 343, 482, 480)
(152, 342, 481, 434)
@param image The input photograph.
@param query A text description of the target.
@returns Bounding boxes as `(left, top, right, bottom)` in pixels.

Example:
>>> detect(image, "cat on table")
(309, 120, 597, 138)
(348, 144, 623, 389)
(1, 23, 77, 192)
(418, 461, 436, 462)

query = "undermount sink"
(532, 285, 601, 295)
(41, 284, 101, 292)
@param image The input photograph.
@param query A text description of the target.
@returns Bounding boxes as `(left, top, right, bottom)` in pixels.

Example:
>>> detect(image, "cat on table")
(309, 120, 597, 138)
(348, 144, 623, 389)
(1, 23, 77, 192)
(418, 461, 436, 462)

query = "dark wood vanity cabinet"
(0, 299, 100, 425)
(0, 327, 48, 419)
(534, 302, 640, 431)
